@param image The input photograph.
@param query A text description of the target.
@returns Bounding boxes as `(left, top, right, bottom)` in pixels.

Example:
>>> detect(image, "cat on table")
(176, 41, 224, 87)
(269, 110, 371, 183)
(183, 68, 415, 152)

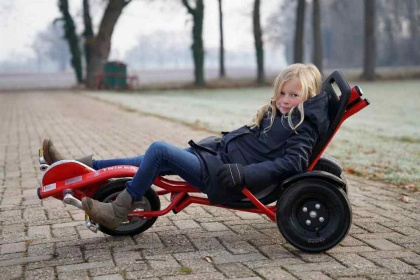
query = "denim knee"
(146, 141, 170, 163)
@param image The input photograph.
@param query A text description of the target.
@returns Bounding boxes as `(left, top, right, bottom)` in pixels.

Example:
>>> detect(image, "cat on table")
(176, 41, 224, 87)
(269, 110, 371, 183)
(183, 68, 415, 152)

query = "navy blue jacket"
(189, 92, 329, 205)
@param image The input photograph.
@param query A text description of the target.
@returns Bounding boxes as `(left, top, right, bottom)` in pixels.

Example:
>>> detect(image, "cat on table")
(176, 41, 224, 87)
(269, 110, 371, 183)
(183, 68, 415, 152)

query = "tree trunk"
(294, 0, 306, 63)
(86, 0, 130, 88)
(312, 0, 323, 74)
(58, 0, 83, 84)
(407, 0, 419, 64)
(362, 0, 376, 80)
(383, 13, 396, 65)
(182, 0, 205, 86)
(253, 0, 264, 84)
(83, 0, 94, 76)
(218, 0, 225, 78)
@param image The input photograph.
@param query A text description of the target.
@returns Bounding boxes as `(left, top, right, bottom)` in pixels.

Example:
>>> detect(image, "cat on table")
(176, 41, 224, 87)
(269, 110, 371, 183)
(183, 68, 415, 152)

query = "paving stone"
(56, 260, 114, 273)
(283, 261, 346, 272)
(258, 244, 295, 259)
(213, 252, 267, 264)
(372, 258, 419, 274)
(89, 266, 122, 277)
(363, 238, 403, 250)
(179, 258, 217, 273)
(56, 245, 83, 260)
(329, 253, 377, 268)
(217, 263, 255, 278)
(27, 225, 51, 238)
(173, 219, 202, 230)
(360, 250, 420, 261)
(255, 266, 297, 280)
(190, 237, 224, 251)
(0, 265, 23, 280)
(0, 242, 26, 254)
(125, 267, 184, 279)
(336, 277, 369, 280)
(219, 239, 258, 254)
(369, 275, 420, 280)
(25, 267, 55, 280)
(84, 248, 113, 263)
(133, 232, 164, 249)
(243, 259, 305, 269)
(235, 211, 264, 220)
(339, 235, 366, 247)
(92, 274, 124, 280)
(58, 270, 89, 280)
(146, 254, 180, 269)
(0, 255, 52, 267)
(200, 222, 230, 232)
(291, 271, 332, 280)
(324, 267, 391, 278)
(327, 245, 376, 253)
(163, 272, 226, 280)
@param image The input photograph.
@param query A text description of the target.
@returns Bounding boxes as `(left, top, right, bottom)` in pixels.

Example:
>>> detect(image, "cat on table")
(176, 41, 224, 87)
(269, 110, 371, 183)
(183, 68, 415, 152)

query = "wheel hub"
(297, 200, 329, 230)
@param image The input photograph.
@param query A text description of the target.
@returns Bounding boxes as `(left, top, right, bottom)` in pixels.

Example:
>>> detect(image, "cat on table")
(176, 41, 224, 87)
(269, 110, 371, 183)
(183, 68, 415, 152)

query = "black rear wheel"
(92, 179, 160, 236)
(276, 179, 351, 253)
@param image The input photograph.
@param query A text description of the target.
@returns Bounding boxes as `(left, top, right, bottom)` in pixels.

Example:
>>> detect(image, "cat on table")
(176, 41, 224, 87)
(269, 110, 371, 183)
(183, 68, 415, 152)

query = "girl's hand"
(217, 164, 245, 191)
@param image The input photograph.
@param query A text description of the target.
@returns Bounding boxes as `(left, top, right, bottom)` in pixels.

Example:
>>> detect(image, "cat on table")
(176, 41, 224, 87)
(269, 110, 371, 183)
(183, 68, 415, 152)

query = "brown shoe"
(76, 155, 93, 168)
(82, 189, 133, 230)
(42, 139, 65, 165)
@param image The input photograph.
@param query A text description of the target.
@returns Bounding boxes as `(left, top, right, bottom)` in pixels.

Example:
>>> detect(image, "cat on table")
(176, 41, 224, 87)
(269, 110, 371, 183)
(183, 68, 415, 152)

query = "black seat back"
(308, 70, 351, 164)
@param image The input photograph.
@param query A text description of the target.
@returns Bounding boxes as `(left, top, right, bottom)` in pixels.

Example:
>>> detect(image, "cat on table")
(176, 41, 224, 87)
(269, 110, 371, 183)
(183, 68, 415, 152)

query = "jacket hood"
(302, 92, 329, 136)
(285, 92, 329, 137)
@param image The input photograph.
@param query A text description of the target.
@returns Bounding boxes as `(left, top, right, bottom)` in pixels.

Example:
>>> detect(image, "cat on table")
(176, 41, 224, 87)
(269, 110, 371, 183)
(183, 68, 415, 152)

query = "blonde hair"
(250, 63, 322, 133)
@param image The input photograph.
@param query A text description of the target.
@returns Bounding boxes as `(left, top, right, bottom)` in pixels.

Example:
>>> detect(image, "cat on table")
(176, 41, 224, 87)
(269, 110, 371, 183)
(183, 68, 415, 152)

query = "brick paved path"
(0, 91, 419, 280)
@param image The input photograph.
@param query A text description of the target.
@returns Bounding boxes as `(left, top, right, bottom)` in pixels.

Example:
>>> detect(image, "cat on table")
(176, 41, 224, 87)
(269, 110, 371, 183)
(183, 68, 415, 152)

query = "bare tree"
(407, 0, 419, 63)
(312, 0, 323, 74)
(362, 0, 376, 80)
(294, 0, 306, 63)
(83, 0, 94, 73)
(218, 0, 225, 78)
(57, 0, 83, 83)
(181, 0, 205, 86)
(86, 0, 132, 88)
(253, 0, 264, 84)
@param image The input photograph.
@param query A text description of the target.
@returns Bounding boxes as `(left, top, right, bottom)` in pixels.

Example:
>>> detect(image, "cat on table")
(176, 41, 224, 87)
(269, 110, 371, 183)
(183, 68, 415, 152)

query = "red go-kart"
(37, 71, 369, 253)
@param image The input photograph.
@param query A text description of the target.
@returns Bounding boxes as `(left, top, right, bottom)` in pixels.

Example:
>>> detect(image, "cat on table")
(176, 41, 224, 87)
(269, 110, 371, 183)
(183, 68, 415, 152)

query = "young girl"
(42, 63, 329, 230)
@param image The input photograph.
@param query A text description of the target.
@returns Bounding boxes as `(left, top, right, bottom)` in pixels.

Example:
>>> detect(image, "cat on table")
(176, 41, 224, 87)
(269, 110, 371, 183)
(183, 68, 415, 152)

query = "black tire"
(313, 155, 347, 193)
(276, 179, 351, 253)
(92, 179, 161, 236)
(313, 155, 342, 176)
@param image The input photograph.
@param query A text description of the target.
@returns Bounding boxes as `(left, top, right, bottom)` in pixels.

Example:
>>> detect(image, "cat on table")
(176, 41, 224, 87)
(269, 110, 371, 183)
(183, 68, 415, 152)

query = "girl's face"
(276, 77, 304, 115)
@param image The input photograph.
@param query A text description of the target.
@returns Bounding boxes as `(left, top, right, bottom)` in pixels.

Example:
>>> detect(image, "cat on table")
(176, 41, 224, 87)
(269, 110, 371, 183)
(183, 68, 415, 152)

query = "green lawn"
(86, 79, 420, 188)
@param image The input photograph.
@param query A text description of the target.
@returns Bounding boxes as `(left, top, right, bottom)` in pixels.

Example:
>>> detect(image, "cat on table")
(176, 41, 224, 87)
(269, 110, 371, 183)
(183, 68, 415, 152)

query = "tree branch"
(182, 0, 196, 16)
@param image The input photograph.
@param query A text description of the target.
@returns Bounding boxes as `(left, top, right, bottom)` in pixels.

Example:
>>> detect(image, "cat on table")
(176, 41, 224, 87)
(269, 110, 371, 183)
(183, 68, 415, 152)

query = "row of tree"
(58, 0, 419, 87)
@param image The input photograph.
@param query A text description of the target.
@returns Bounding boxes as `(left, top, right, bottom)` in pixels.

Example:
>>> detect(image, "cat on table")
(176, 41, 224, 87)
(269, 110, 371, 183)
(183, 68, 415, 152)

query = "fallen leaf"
(400, 196, 410, 203)
(203, 256, 214, 263)
(345, 167, 356, 174)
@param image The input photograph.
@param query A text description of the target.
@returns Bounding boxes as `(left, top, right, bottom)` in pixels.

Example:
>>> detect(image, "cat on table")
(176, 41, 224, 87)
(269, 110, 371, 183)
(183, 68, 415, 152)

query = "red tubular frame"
(39, 86, 369, 222)
(307, 87, 369, 171)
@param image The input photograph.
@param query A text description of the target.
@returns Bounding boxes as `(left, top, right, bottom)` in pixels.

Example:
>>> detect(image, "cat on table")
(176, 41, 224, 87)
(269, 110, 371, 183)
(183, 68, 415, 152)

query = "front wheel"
(276, 179, 351, 253)
(92, 179, 161, 236)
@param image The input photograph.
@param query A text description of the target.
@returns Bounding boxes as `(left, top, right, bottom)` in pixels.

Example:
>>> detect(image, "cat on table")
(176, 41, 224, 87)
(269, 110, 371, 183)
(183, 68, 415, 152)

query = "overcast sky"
(0, 0, 281, 62)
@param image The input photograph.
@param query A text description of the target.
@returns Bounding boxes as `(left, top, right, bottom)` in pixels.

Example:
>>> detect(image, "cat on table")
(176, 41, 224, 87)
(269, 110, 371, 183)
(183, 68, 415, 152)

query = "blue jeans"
(92, 141, 204, 201)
